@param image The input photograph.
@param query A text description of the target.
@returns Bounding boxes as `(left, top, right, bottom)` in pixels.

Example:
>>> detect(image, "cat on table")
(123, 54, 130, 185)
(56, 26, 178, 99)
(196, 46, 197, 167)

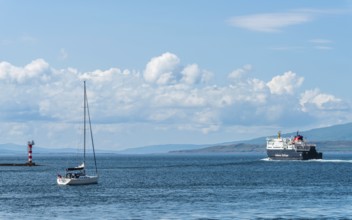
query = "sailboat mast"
(83, 81, 87, 167)
(86, 91, 98, 176)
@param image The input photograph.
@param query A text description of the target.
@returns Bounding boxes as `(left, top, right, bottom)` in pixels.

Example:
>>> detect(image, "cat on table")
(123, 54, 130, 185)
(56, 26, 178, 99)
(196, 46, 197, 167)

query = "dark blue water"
(1, 153, 352, 219)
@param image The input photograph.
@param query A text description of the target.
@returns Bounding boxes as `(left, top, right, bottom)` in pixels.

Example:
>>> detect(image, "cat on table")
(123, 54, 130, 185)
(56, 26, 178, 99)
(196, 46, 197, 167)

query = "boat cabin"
(65, 166, 85, 179)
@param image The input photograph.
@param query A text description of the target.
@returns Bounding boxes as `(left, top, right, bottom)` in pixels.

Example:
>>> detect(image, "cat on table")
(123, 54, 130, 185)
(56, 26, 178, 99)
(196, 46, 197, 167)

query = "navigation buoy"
(28, 140, 35, 166)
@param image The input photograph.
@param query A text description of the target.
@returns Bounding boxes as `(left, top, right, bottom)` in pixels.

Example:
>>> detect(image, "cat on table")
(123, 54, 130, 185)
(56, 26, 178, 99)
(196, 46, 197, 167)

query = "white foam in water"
(309, 159, 352, 163)
(261, 158, 352, 163)
(260, 158, 272, 161)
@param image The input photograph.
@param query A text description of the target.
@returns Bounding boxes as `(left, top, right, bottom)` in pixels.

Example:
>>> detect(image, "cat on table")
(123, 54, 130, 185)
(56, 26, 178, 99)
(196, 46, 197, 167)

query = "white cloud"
(181, 64, 201, 85)
(148, 109, 184, 122)
(144, 52, 212, 85)
(143, 52, 180, 85)
(0, 54, 350, 149)
(0, 59, 49, 83)
(310, 38, 333, 50)
(229, 12, 312, 32)
(80, 68, 119, 83)
(267, 71, 304, 95)
(228, 65, 252, 80)
(228, 8, 348, 32)
(300, 89, 344, 112)
(152, 86, 206, 108)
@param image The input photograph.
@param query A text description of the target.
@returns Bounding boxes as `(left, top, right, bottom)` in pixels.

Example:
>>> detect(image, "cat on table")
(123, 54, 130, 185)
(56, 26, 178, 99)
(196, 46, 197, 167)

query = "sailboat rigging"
(57, 81, 98, 185)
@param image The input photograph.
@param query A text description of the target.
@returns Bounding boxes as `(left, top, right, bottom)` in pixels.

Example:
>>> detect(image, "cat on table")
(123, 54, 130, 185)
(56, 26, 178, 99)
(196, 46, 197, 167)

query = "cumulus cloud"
(152, 86, 206, 108)
(144, 52, 212, 85)
(181, 64, 201, 84)
(143, 52, 180, 85)
(300, 89, 345, 112)
(0, 59, 49, 83)
(80, 68, 118, 83)
(267, 71, 304, 95)
(0, 53, 350, 149)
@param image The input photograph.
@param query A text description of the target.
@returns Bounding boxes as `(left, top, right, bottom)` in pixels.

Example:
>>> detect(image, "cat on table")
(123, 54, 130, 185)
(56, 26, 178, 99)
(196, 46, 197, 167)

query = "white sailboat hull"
(57, 175, 98, 185)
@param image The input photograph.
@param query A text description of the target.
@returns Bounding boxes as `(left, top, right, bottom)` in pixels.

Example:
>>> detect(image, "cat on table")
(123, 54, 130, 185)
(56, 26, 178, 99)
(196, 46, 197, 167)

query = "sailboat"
(57, 81, 98, 185)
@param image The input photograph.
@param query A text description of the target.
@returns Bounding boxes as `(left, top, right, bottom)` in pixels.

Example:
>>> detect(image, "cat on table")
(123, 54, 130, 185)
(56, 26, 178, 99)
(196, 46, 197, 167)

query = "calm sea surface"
(1, 153, 352, 219)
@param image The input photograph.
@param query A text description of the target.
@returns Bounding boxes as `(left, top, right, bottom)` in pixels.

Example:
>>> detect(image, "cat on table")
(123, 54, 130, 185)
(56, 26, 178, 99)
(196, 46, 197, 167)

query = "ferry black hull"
(267, 148, 323, 160)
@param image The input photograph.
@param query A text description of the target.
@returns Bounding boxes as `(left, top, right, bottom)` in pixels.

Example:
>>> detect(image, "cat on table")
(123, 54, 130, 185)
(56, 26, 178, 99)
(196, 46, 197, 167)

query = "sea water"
(1, 153, 352, 219)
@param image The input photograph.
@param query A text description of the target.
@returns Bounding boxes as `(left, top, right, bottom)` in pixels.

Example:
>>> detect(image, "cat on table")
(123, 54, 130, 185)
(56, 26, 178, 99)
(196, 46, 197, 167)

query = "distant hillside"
(0, 143, 28, 155)
(170, 123, 352, 154)
(118, 144, 209, 154)
(315, 141, 352, 152)
(238, 122, 352, 145)
(170, 141, 352, 154)
(303, 123, 352, 141)
(170, 143, 264, 154)
(2, 122, 352, 155)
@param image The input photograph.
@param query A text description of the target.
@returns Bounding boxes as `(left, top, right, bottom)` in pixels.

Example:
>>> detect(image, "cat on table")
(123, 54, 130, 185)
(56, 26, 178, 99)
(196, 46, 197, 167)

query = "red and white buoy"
(28, 140, 35, 165)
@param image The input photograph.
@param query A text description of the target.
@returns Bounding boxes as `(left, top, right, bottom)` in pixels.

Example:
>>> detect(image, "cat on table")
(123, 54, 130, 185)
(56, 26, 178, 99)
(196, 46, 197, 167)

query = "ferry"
(266, 131, 323, 160)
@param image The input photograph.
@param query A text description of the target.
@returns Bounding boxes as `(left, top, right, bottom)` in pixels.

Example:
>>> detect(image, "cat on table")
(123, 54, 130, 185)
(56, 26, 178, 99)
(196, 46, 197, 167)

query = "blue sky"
(0, 0, 352, 150)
